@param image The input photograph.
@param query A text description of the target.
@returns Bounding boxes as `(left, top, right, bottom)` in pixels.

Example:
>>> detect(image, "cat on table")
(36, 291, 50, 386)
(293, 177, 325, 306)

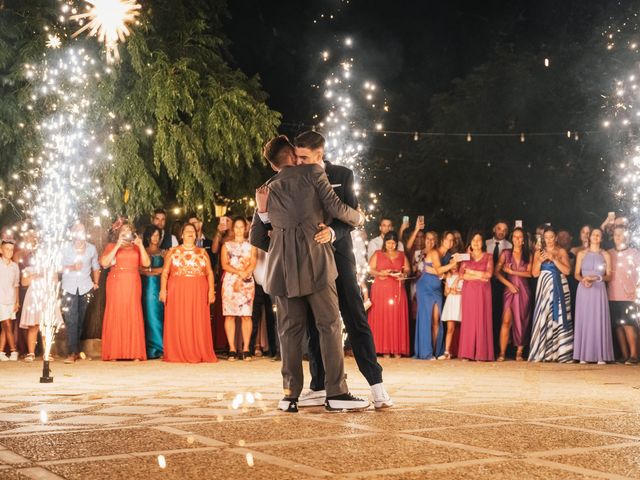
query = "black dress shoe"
(278, 397, 298, 413)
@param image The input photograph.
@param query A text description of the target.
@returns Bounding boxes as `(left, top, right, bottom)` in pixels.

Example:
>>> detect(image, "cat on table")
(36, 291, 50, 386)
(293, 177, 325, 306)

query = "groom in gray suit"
(250, 135, 369, 412)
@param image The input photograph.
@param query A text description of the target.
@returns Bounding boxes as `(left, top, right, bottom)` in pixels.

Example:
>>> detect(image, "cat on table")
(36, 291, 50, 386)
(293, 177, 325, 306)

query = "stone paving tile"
(542, 413, 640, 437)
(0, 427, 202, 461)
(547, 445, 640, 478)
(252, 434, 489, 474)
(132, 398, 200, 406)
(177, 416, 368, 445)
(358, 459, 606, 479)
(21, 404, 93, 413)
(50, 415, 135, 425)
(0, 414, 43, 423)
(95, 405, 169, 415)
(45, 450, 312, 480)
(315, 408, 506, 432)
(140, 416, 209, 425)
(444, 401, 620, 420)
(413, 423, 630, 454)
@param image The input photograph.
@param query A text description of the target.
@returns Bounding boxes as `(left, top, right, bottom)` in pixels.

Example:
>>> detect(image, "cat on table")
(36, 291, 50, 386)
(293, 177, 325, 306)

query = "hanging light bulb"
(466, 132, 472, 142)
(520, 132, 525, 143)
(567, 130, 571, 138)
(413, 132, 419, 141)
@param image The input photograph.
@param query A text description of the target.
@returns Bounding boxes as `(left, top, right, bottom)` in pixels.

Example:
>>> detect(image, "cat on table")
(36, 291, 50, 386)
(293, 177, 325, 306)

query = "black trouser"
(250, 283, 278, 355)
(307, 254, 383, 390)
(491, 279, 503, 355)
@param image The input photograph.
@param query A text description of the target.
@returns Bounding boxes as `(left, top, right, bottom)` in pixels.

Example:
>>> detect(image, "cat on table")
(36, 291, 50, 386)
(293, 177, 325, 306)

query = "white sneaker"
(371, 383, 394, 409)
(0, 352, 8, 362)
(298, 389, 326, 407)
(325, 393, 370, 412)
(9, 351, 18, 361)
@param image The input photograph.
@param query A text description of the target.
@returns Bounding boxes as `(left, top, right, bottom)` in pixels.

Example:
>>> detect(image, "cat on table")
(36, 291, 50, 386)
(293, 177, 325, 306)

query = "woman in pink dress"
(458, 231, 494, 361)
(494, 227, 532, 361)
(368, 231, 410, 357)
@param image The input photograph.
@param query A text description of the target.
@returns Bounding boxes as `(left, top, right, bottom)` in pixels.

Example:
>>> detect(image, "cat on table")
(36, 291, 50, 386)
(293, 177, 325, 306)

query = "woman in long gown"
(160, 223, 217, 363)
(528, 226, 574, 362)
(574, 228, 614, 364)
(494, 227, 532, 361)
(458, 231, 494, 361)
(140, 225, 165, 359)
(415, 231, 457, 359)
(368, 231, 410, 357)
(100, 220, 151, 361)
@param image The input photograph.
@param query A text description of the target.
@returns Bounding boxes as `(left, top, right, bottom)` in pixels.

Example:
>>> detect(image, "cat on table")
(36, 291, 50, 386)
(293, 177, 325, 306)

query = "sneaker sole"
(298, 399, 326, 407)
(374, 401, 394, 410)
(325, 402, 370, 412)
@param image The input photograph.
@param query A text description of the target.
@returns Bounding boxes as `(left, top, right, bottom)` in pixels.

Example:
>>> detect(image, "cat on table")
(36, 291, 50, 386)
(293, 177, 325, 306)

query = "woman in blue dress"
(414, 231, 458, 359)
(140, 225, 165, 359)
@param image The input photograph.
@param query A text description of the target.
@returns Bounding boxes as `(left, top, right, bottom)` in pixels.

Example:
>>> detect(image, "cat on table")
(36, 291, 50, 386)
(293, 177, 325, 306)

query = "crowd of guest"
(366, 214, 640, 365)
(0, 209, 638, 367)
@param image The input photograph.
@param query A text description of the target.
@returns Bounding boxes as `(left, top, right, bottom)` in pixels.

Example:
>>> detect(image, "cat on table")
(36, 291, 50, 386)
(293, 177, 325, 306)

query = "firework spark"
(71, 0, 141, 63)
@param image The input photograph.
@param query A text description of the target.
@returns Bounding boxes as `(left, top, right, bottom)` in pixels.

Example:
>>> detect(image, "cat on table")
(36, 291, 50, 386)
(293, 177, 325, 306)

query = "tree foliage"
(0, 0, 280, 222)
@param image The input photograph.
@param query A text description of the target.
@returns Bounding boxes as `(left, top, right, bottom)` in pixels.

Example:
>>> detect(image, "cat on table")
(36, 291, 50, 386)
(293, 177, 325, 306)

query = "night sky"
(223, 0, 621, 130)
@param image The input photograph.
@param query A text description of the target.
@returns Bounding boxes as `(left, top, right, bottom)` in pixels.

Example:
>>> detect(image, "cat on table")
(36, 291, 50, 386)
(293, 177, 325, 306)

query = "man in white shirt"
(152, 209, 178, 249)
(367, 218, 404, 260)
(485, 221, 512, 262)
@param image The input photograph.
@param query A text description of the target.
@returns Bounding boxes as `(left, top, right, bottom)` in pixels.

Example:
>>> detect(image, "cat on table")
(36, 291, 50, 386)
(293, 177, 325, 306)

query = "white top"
(0, 259, 20, 305)
(367, 236, 404, 260)
(253, 248, 268, 286)
(486, 238, 512, 256)
(446, 273, 463, 292)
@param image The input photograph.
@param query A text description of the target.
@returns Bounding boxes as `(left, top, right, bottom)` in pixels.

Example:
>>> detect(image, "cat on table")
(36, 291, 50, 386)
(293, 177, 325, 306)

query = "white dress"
(19, 267, 63, 329)
(441, 274, 463, 322)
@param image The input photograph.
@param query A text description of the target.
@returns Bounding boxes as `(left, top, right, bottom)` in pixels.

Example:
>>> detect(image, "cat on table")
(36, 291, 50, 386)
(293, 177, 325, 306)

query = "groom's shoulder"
(324, 161, 351, 178)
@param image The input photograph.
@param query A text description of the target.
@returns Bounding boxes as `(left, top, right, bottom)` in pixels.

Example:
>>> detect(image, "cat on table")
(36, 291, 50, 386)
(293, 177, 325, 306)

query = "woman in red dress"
(160, 223, 217, 363)
(367, 231, 410, 357)
(100, 220, 151, 361)
(458, 231, 494, 361)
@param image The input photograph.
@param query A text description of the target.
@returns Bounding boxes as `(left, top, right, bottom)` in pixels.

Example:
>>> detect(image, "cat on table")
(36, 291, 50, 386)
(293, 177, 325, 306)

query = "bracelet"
(596, 275, 603, 282)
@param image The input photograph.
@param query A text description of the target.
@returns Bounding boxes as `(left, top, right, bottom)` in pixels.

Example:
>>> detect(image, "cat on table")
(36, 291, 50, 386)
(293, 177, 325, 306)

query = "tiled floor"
(0, 357, 639, 479)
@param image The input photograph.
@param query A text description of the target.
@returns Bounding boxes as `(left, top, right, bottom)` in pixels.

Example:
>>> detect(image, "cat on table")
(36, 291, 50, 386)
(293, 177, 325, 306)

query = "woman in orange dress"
(100, 220, 151, 361)
(160, 223, 217, 363)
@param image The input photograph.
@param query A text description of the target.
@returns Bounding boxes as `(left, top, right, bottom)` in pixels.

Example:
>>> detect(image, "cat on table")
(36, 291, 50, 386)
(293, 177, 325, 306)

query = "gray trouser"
(275, 283, 347, 398)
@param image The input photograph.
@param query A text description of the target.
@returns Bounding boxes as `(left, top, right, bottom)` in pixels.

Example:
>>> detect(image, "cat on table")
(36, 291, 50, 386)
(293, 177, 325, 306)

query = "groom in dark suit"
(250, 135, 370, 413)
(293, 131, 392, 409)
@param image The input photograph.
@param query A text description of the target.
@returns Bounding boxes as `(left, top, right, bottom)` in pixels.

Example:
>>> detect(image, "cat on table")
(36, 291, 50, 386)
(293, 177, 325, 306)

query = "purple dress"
(574, 251, 614, 362)
(501, 250, 531, 347)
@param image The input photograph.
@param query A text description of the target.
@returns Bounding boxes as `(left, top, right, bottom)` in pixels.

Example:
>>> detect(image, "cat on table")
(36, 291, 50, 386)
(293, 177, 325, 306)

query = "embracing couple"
(250, 131, 393, 413)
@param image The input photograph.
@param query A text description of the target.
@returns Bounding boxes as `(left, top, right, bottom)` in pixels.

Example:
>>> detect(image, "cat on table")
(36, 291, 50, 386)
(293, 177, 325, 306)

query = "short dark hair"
(294, 131, 326, 150)
(382, 231, 399, 251)
(467, 230, 486, 252)
(152, 208, 166, 217)
(142, 225, 161, 248)
(181, 222, 197, 237)
(263, 135, 295, 168)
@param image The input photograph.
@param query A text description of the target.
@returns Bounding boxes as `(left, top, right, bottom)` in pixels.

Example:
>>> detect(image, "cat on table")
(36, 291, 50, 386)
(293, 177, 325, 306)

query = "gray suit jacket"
(250, 163, 361, 298)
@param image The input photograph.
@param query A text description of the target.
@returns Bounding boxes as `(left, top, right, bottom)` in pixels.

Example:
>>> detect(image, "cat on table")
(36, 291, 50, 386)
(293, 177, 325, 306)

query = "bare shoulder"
(602, 249, 612, 261)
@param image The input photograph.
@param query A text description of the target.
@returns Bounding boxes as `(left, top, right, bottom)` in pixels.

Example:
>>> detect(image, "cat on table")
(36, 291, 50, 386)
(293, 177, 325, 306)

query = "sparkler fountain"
(314, 33, 388, 289)
(15, 0, 141, 382)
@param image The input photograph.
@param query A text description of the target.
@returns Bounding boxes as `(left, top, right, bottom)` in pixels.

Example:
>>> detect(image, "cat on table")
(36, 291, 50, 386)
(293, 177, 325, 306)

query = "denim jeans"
(62, 290, 90, 354)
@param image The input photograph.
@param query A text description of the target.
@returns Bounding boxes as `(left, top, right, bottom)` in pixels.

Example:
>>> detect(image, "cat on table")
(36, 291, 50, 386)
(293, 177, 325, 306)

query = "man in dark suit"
(250, 135, 369, 413)
(293, 131, 392, 409)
